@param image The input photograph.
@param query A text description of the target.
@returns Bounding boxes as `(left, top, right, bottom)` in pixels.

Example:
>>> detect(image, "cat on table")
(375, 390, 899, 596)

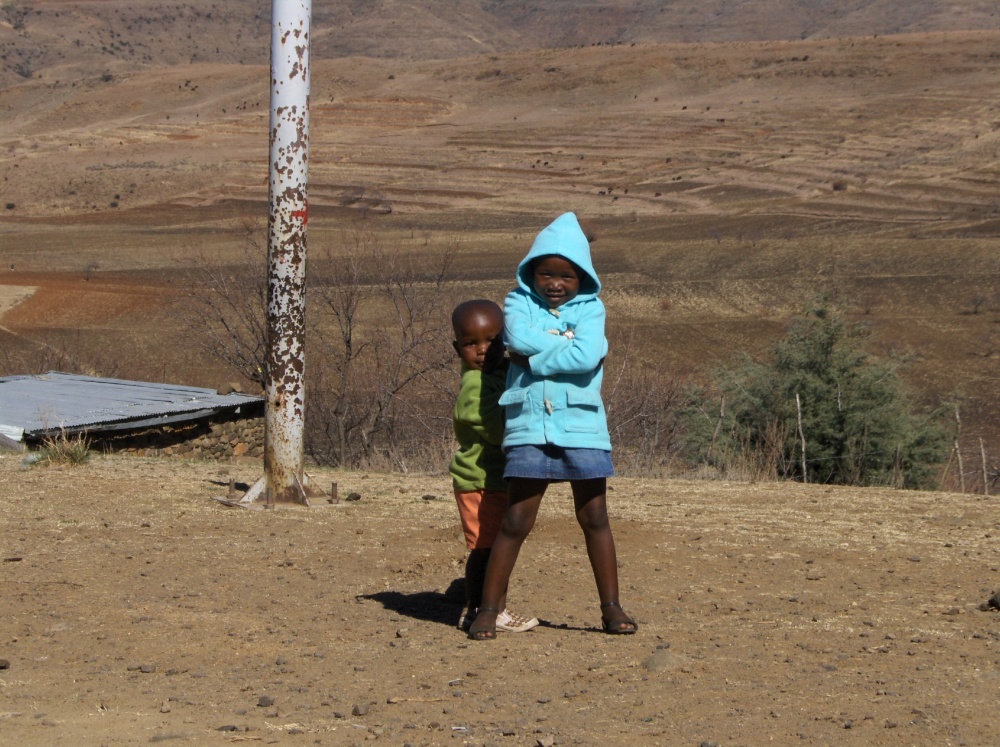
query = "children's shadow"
(361, 582, 596, 633)
(361, 578, 465, 627)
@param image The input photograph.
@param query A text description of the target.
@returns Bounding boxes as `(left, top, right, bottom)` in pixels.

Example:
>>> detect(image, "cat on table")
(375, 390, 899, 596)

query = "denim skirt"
(504, 444, 614, 482)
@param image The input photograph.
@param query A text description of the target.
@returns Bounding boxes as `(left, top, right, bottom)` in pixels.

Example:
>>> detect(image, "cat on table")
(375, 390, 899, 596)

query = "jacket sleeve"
(527, 300, 608, 376)
(455, 370, 505, 445)
(503, 289, 566, 357)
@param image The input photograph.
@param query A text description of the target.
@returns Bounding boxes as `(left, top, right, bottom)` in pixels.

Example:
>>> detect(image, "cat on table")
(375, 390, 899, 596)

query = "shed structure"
(0, 372, 264, 458)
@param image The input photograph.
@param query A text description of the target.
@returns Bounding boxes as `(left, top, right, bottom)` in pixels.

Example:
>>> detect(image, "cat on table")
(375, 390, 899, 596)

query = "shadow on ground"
(362, 580, 595, 633)
(361, 578, 466, 627)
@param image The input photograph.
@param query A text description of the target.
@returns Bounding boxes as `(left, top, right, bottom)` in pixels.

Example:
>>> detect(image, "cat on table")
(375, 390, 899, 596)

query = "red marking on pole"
(291, 208, 308, 225)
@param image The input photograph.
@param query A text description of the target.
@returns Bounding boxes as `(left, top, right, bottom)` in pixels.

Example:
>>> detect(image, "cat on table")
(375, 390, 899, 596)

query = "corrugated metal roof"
(0, 372, 263, 441)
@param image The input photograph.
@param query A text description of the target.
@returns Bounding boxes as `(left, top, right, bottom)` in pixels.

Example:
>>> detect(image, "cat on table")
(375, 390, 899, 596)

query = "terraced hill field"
(1, 29, 998, 482)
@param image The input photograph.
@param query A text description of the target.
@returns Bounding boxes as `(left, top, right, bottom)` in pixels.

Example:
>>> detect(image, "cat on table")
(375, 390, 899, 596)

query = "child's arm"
(505, 290, 607, 376)
(504, 289, 572, 357)
(528, 301, 607, 376)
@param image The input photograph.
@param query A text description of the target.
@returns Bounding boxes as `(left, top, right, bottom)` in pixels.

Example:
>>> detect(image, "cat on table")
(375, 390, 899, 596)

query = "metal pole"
(265, 0, 311, 505)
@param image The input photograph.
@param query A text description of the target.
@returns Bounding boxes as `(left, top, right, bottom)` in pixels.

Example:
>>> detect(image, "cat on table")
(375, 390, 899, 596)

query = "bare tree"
(176, 218, 269, 389)
(307, 238, 367, 465)
(178, 218, 456, 470)
(308, 228, 455, 468)
(603, 324, 691, 476)
(966, 294, 988, 315)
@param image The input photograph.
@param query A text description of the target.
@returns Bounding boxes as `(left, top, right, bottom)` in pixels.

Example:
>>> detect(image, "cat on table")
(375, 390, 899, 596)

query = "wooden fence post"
(981, 439, 989, 497)
(955, 407, 965, 493)
(796, 392, 807, 484)
(955, 440, 965, 493)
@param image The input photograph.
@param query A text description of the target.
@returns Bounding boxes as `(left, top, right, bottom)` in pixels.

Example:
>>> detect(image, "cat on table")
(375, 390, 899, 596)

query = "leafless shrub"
(690, 417, 791, 483)
(970, 329, 998, 358)
(944, 437, 1000, 495)
(0, 326, 125, 380)
(176, 217, 269, 389)
(603, 325, 692, 477)
(177, 217, 455, 471)
(307, 227, 455, 469)
(858, 291, 882, 316)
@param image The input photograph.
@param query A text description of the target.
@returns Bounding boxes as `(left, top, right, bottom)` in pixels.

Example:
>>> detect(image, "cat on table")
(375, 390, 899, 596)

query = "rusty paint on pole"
(265, 0, 311, 505)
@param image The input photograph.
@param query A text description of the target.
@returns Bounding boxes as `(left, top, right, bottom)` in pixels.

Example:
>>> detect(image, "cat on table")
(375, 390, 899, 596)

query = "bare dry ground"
(1, 454, 998, 746)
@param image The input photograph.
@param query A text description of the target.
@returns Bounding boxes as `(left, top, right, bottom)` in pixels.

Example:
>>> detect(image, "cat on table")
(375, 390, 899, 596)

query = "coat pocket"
(564, 389, 603, 433)
(499, 389, 530, 432)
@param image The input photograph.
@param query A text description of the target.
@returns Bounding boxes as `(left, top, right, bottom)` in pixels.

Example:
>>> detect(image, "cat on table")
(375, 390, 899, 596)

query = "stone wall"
(95, 410, 265, 461)
(158, 417, 264, 460)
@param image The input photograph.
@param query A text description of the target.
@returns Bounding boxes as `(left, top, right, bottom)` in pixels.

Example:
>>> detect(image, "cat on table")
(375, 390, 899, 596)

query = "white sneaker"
(496, 608, 539, 633)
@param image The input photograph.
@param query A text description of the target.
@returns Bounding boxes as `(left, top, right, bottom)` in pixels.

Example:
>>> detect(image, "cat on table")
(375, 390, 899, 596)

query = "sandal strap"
(600, 601, 624, 611)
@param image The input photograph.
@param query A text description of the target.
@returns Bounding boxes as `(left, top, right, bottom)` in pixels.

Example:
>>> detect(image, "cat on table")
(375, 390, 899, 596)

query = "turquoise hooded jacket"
(499, 212, 611, 451)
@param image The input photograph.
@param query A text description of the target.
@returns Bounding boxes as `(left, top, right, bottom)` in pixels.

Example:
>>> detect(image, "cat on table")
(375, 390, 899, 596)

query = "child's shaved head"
(452, 299, 503, 336)
(452, 300, 505, 373)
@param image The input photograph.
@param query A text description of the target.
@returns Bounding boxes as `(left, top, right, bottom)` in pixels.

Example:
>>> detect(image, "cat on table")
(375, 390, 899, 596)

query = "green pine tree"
(684, 303, 948, 488)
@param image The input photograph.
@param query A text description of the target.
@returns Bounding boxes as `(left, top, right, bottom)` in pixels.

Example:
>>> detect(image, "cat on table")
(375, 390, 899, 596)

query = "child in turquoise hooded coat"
(468, 212, 637, 640)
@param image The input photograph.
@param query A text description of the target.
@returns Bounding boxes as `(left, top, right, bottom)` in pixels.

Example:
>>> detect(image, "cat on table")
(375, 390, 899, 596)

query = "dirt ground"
(1, 453, 997, 746)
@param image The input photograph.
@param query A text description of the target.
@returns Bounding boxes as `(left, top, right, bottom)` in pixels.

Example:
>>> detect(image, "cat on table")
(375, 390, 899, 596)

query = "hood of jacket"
(515, 212, 601, 303)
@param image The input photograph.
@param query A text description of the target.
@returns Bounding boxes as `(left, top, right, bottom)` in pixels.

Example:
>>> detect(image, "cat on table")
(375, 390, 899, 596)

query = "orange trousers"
(453, 488, 508, 550)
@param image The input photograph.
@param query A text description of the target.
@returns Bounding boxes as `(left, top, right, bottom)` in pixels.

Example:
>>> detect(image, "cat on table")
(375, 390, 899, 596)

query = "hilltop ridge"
(2, 0, 998, 86)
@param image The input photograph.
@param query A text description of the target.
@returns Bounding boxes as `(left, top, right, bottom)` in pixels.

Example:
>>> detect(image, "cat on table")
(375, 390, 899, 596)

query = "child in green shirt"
(451, 299, 538, 634)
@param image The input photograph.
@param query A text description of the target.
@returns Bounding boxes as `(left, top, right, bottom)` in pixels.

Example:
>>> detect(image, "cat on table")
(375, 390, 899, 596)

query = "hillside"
(2, 0, 999, 86)
(0, 6, 998, 481)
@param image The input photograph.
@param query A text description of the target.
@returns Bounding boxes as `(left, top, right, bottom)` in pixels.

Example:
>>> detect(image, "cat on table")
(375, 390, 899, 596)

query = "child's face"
(532, 256, 581, 308)
(453, 313, 505, 372)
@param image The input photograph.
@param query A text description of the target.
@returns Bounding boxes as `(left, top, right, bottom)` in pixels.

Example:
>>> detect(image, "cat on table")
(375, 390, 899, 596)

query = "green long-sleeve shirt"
(450, 364, 507, 492)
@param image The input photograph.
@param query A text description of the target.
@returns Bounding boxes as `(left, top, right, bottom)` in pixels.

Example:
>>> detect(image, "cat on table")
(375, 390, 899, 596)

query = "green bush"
(683, 302, 948, 488)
